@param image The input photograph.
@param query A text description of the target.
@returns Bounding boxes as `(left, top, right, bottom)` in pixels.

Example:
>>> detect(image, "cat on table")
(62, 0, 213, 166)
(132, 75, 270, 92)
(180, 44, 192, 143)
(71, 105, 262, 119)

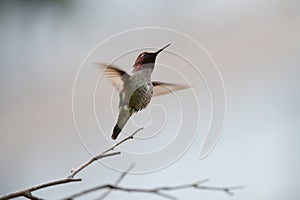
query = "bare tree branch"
(63, 178, 243, 200)
(22, 192, 44, 200)
(0, 128, 144, 200)
(68, 127, 143, 178)
(68, 152, 121, 179)
(97, 164, 135, 200)
(0, 126, 242, 200)
(0, 178, 81, 200)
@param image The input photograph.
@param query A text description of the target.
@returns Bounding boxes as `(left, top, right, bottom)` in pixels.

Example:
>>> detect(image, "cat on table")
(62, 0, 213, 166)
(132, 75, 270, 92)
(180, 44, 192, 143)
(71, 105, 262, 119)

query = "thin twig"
(194, 185, 244, 196)
(68, 152, 121, 178)
(63, 179, 243, 200)
(97, 164, 135, 200)
(68, 127, 143, 178)
(0, 128, 144, 200)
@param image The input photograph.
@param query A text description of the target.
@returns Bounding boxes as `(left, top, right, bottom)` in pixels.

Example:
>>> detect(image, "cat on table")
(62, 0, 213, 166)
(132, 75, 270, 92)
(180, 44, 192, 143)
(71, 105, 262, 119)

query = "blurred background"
(1, 0, 300, 199)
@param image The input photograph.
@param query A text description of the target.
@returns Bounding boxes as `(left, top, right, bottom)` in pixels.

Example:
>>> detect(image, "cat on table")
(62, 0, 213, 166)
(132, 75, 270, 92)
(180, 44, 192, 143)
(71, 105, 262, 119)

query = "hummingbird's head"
(133, 43, 171, 72)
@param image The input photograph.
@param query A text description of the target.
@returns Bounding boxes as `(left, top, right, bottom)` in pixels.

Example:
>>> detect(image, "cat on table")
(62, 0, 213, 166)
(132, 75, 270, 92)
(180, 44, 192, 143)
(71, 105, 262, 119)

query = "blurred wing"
(95, 63, 130, 92)
(152, 81, 190, 96)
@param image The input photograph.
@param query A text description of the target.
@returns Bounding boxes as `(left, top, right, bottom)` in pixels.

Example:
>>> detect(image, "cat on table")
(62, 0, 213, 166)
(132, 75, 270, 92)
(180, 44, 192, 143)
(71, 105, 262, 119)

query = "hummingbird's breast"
(128, 82, 153, 112)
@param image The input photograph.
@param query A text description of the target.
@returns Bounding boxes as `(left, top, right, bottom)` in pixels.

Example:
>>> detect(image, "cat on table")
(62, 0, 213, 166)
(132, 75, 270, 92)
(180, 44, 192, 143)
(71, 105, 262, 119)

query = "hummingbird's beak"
(155, 43, 171, 55)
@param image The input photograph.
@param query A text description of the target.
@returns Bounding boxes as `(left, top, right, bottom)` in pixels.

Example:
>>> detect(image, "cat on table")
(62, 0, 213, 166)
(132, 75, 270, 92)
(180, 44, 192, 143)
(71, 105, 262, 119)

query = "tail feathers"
(111, 106, 133, 140)
(111, 125, 122, 140)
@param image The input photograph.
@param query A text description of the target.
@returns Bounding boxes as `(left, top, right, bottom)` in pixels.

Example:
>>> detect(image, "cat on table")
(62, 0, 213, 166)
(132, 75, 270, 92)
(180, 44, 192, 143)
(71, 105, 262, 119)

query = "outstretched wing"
(95, 63, 130, 92)
(152, 81, 190, 96)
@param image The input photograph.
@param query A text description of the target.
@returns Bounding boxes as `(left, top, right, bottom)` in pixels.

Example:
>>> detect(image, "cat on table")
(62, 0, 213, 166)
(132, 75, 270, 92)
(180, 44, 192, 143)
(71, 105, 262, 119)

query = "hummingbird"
(96, 44, 190, 140)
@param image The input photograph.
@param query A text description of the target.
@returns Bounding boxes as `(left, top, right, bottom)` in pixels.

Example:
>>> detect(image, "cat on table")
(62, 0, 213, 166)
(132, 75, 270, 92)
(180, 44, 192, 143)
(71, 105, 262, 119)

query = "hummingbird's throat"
(134, 63, 143, 71)
(133, 57, 144, 70)
(133, 63, 154, 72)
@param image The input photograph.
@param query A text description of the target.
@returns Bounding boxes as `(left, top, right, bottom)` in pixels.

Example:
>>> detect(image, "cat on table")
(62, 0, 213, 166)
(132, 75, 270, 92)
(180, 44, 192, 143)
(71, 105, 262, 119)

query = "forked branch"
(63, 175, 243, 200)
(0, 128, 144, 200)
(68, 127, 143, 178)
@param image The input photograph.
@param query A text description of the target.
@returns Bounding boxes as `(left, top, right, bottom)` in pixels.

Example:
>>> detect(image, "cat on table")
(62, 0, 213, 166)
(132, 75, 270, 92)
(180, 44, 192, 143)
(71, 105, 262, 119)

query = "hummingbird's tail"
(111, 106, 133, 140)
(112, 125, 122, 140)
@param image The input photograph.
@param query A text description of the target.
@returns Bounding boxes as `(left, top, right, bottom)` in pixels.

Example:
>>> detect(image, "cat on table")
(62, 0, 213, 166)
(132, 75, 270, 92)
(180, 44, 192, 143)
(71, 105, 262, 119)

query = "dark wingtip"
(111, 125, 122, 140)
